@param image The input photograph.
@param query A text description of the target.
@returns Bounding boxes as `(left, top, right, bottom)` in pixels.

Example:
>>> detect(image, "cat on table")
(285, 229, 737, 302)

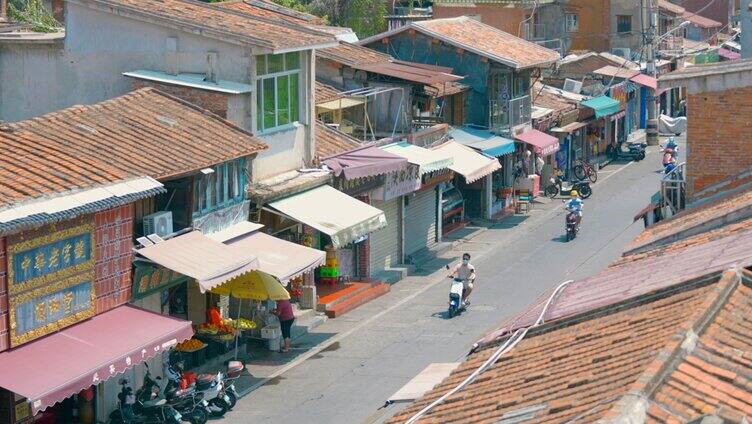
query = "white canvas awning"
(137, 231, 259, 292)
(432, 141, 501, 183)
(268, 185, 387, 248)
(381, 141, 453, 175)
(208, 222, 326, 283)
(316, 97, 365, 111)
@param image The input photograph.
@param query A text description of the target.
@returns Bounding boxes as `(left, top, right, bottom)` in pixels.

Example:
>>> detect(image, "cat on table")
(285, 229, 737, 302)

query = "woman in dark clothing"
(274, 299, 295, 353)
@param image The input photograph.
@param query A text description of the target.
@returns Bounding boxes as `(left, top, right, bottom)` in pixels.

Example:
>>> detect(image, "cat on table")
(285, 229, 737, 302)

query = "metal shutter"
(369, 198, 401, 273)
(405, 188, 438, 256)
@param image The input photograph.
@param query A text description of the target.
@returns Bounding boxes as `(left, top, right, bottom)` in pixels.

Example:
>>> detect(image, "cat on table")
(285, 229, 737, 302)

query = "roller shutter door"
(405, 188, 438, 256)
(369, 198, 401, 274)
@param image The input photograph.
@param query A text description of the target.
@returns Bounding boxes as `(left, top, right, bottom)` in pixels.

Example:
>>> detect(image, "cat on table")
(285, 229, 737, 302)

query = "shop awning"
(514, 129, 560, 156)
(0, 306, 192, 415)
(316, 97, 365, 111)
(630, 73, 658, 90)
(268, 185, 387, 248)
(322, 145, 408, 179)
(580, 96, 621, 118)
(209, 223, 326, 283)
(137, 230, 260, 292)
(381, 141, 453, 175)
(550, 121, 588, 133)
(449, 127, 516, 157)
(432, 141, 501, 183)
(719, 48, 741, 60)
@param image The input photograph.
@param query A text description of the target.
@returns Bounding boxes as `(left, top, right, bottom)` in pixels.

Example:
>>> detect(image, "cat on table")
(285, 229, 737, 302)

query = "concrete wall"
(567, 0, 610, 52)
(680, 0, 732, 30)
(742, 1, 752, 59)
(432, 4, 525, 36)
(686, 85, 752, 201)
(609, 0, 642, 53)
(0, 3, 251, 121)
(252, 124, 308, 181)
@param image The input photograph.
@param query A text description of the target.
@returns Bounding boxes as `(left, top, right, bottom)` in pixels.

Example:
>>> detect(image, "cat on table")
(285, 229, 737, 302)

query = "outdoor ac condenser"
(143, 211, 174, 237)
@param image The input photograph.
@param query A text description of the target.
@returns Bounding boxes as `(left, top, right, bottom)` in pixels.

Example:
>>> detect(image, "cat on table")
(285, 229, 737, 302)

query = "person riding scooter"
(565, 190, 583, 227)
(449, 253, 476, 307)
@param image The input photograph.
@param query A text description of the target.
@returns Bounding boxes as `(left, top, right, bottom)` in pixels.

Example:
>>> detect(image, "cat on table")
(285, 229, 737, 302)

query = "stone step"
(325, 283, 390, 318)
(316, 282, 375, 312)
(291, 313, 326, 340)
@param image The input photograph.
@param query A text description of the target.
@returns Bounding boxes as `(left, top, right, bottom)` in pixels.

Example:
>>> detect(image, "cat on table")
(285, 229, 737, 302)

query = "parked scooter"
(545, 171, 592, 199)
(194, 372, 231, 417)
(611, 141, 646, 161)
(221, 361, 245, 409)
(110, 377, 183, 424)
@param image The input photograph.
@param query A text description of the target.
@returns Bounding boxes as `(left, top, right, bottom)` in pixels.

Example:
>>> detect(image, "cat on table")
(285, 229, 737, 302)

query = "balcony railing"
(661, 162, 686, 215)
(509, 95, 531, 127)
(489, 95, 531, 132)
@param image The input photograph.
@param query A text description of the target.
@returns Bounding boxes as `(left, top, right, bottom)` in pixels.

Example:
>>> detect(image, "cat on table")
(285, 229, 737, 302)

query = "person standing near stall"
(274, 299, 295, 353)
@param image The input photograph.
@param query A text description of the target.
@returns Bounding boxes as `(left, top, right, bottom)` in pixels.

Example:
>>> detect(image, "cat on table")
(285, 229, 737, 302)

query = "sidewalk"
(229, 197, 565, 398)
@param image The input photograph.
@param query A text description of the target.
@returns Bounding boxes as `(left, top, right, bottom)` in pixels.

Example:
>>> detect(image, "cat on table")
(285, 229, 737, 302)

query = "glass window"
(228, 161, 239, 199)
(215, 164, 226, 205)
(290, 73, 299, 123)
(192, 159, 246, 217)
(268, 54, 285, 74)
(277, 75, 290, 126)
(263, 78, 276, 129)
(256, 80, 263, 131)
(617, 15, 632, 33)
(565, 14, 578, 32)
(285, 52, 300, 70)
(256, 55, 266, 76)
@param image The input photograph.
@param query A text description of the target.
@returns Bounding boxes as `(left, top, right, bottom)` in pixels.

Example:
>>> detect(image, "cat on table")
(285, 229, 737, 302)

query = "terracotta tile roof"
(684, 12, 723, 29)
(318, 41, 392, 67)
(424, 81, 469, 98)
(315, 80, 344, 104)
(85, 0, 336, 52)
(0, 88, 267, 208)
(625, 184, 752, 254)
(389, 270, 752, 423)
(592, 65, 641, 79)
(479, 223, 752, 347)
(315, 121, 361, 158)
(362, 17, 560, 70)
(532, 84, 578, 113)
(658, 0, 685, 15)
(216, 0, 324, 25)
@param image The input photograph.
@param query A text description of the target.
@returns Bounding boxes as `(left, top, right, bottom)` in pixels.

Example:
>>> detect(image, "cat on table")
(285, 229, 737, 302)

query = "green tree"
(309, 0, 386, 38)
(8, 0, 62, 33)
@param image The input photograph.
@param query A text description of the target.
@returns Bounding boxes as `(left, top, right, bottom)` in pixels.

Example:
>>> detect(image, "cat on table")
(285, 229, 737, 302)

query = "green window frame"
(192, 158, 246, 217)
(256, 52, 301, 133)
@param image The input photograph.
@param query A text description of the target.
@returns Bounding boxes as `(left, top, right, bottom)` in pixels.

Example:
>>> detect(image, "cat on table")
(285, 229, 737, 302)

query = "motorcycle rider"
(565, 190, 583, 226)
(449, 253, 476, 306)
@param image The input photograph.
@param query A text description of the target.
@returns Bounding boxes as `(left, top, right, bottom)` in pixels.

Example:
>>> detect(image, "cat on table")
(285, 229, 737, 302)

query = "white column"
(483, 175, 493, 219)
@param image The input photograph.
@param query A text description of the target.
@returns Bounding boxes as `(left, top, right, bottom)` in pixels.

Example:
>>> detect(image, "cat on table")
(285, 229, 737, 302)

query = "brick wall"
(686, 86, 752, 201)
(94, 204, 134, 314)
(0, 238, 7, 352)
(131, 80, 230, 118)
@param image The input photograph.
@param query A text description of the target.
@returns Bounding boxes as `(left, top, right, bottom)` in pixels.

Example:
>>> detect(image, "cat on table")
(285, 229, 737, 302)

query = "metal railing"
(488, 95, 531, 132)
(509, 95, 531, 128)
(661, 162, 686, 215)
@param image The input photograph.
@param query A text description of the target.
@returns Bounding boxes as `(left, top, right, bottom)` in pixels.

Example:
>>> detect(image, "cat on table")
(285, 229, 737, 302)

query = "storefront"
(580, 96, 622, 168)
(629, 73, 659, 129)
(513, 129, 561, 196)
(432, 140, 502, 220)
(550, 121, 588, 181)
(381, 141, 454, 240)
(449, 127, 517, 218)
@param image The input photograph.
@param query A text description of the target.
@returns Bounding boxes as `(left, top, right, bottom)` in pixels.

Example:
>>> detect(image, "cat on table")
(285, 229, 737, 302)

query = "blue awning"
(580, 96, 621, 118)
(449, 127, 516, 157)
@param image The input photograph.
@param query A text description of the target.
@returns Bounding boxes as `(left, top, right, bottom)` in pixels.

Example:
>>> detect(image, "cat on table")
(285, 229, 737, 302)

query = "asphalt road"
(224, 145, 666, 424)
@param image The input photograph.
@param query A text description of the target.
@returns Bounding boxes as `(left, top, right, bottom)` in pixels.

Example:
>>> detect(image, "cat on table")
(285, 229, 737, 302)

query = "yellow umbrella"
(211, 270, 290, 300)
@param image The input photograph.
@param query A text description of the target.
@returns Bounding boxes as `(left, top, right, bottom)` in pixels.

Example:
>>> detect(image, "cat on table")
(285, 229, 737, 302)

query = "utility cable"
(403, 278, 574, 424)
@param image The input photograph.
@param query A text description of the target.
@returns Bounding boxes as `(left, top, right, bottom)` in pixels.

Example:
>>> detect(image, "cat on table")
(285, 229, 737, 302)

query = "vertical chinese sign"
(7, 219, 96, 347)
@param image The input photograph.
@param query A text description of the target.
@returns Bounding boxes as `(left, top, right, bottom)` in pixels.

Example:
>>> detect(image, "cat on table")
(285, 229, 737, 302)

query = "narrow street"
(225, 146, 666, 424)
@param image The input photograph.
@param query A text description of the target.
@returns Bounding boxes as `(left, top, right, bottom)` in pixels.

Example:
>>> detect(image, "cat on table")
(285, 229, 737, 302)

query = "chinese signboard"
(372, 164, 421, 201)
(7, 221, 96, 347)
(132, 262, 188, 300)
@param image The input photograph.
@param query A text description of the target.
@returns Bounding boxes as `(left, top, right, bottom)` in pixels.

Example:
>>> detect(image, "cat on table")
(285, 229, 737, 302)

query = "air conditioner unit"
(610, 48, 632, 60)
(563, 78, 583, 94)
(143, 211, 173, 238)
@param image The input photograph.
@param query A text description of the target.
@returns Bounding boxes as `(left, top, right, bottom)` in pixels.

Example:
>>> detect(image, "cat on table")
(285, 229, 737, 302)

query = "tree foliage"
(8, 0, 63, 33)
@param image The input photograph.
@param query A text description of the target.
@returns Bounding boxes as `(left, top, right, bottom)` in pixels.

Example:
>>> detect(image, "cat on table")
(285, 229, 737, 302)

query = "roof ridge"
(600, 269, 742, 422)
(199, 0, 332, 38)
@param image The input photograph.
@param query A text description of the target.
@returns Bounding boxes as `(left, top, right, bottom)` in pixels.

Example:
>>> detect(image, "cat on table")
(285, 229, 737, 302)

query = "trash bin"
(261, 325, 281, 352)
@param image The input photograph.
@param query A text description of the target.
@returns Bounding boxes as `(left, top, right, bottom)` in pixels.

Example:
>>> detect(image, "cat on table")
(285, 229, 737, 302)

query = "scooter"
(110, 377, 183, 424)
(611, 141, 645, 161)
(545, 172, 593, 199)
(447, 277, 466, 318)
(221, 361, 245, 409)
(565, 211, 579, 241)
(194, 372, 231, 417)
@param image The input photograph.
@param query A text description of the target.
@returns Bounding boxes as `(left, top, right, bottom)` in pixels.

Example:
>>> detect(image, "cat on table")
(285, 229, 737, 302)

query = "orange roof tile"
(315, 121, 361, 158)
(216, 0, 323, 25)
(362, 17, 560, 70)
(0, 88, 267, 208)
(658, 0, 685, 15)
(388, 270, 752, 423)
(318, 42, 392, 67)
(533, 84, 578, 113)
(625, 184, 752, 254)
(315, 80, 344, 104)
(84, 0, 336, 52)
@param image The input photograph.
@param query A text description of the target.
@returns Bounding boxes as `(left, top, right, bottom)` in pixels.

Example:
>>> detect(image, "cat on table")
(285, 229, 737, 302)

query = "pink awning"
(514, 129, 560, 156)
(0, 306, 193, 415)
(719, 48, 741, 60)
(323, 145, 409, 179)
(630, 73, 658, 90)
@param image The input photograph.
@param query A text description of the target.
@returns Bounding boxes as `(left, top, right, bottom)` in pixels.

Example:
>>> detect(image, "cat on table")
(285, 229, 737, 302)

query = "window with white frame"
(565, 13, 579, 32)
(256, 52, 301, 132)
(192, 159, 246, 217)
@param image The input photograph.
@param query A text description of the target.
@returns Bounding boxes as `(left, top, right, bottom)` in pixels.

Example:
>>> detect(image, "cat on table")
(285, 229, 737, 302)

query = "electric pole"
(644, 0, 659, 146)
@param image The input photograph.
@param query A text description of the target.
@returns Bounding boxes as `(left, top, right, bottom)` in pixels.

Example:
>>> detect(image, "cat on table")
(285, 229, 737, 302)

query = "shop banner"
(132, 262, 189, 300)
(609, 82, 629, 111)
(7, 221, 96, 347)
(372, 164, 421, 201)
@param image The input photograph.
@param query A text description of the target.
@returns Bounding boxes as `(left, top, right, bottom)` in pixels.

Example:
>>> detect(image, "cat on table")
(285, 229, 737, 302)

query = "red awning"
(0, 306, 193, 415)
(514, 129, 560, 156)
(630, 73, 658, 90)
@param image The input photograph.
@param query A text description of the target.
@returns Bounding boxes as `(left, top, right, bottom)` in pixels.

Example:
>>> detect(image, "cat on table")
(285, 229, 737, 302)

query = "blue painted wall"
(364, 33, 492, 127)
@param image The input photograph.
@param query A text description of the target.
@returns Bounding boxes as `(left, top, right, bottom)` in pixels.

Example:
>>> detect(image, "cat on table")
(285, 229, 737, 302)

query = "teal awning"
(449, 127, 516, 157)
(580, 96, 621, 118)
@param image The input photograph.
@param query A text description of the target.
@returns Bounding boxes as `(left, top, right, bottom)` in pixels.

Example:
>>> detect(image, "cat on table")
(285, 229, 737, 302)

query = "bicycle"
(573, 159, 598, 183)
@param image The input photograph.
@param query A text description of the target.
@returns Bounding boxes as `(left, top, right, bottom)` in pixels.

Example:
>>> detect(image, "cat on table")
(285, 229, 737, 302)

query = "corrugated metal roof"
(216, 0, 323, 25)
(353, 61, 463, 84)
(318, 41, 392, 67)
(0, 88, 267, 209)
